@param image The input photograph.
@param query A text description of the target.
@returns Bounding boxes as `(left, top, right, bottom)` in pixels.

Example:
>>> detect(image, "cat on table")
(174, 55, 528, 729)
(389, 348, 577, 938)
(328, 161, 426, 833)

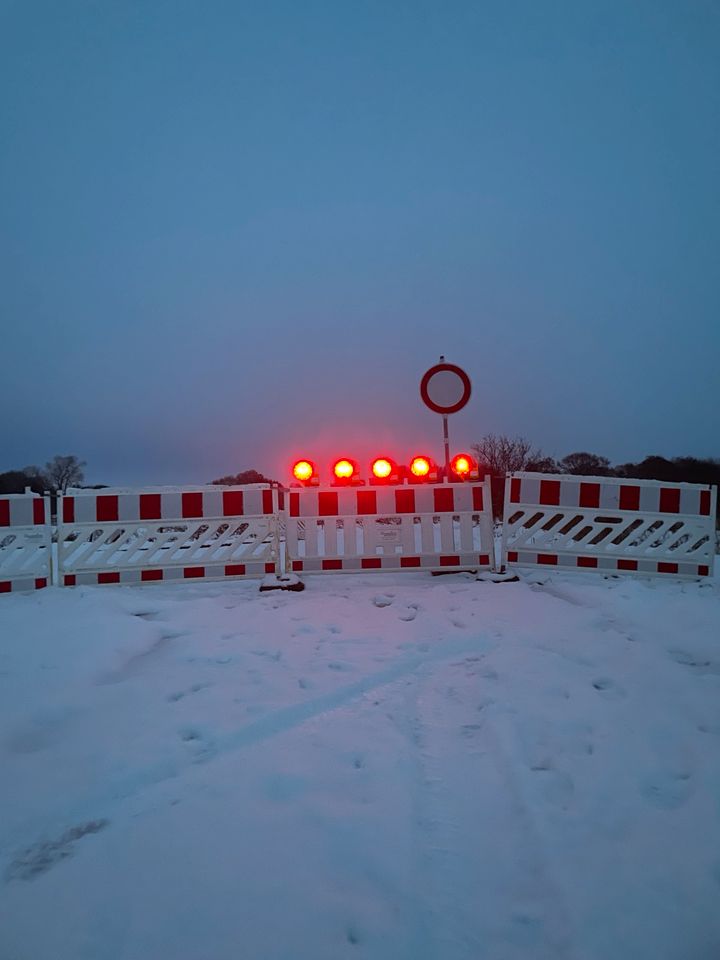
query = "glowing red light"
(371, 458, 393, 479)
(451, 454, 473, 476)
(410, 456, 431, 478)
(292, 460, 315, 482)
(333, 458, 356, 480)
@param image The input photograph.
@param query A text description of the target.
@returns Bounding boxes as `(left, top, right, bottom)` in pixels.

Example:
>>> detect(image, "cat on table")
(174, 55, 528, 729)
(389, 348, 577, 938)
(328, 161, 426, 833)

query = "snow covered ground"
(1, 570, 719, 960)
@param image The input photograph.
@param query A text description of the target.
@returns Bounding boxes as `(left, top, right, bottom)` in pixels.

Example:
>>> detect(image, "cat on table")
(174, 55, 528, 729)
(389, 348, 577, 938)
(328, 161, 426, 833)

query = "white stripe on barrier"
(58, 486, 280, 587)
(0, 493, 51, 593)
(285, 480, 495, 574)
(502, 472, 716, 580)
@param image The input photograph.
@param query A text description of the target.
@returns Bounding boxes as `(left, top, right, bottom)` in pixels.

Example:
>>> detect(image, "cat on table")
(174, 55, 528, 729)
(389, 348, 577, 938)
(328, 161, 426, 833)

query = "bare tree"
(44, 455, 86, 493)
(471, 434, 547, 476)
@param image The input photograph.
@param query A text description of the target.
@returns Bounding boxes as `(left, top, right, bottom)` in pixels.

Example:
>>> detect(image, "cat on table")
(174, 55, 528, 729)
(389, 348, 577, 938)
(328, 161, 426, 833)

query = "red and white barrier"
(502, 473, 716, 579)
(58, 486, 280, 587)
(285, 481, 495, 573)
(0, 493, 51, 593)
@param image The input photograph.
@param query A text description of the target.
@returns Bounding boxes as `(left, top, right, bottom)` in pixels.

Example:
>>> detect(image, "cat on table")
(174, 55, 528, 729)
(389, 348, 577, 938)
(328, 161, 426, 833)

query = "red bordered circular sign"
(420, 363, 472, 415)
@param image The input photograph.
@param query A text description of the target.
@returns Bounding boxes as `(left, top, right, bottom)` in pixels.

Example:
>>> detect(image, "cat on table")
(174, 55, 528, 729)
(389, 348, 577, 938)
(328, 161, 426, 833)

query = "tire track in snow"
(3, 634, 497, 862)
(395, 657, 578, 960)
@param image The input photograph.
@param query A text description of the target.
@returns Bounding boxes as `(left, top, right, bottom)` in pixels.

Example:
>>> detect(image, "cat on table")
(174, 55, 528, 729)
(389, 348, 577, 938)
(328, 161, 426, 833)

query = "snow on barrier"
(57, 486, 281, 586)
(502, 472, 716, 579)
(285, 480, 495, 574)
(0, 493, 51, 593)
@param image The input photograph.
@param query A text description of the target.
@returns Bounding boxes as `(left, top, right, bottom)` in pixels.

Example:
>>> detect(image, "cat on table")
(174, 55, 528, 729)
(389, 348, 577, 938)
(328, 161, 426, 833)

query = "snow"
(1, 571, 720, 960)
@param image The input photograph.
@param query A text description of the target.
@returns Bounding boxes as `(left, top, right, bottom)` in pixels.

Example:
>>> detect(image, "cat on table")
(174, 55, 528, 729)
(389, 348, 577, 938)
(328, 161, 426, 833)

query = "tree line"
(0, 455, 87, 495)
(470, 434, 720, 486)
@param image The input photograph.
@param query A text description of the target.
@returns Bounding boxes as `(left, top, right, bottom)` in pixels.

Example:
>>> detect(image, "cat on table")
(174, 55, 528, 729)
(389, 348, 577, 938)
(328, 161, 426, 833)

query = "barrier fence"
(57, 486, 281, 586)
(0, 493, 51, 593)
(502, 472, 716, 579)
(284, 480, 494, 574)
(1, 475, 716, 594)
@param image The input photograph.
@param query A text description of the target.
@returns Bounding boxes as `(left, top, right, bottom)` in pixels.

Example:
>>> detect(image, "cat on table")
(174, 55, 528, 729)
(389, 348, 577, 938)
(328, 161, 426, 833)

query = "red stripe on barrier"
(182, 493, 203, 518)
(510, 478, 521, 503)
(264, 563, 275, 574)
(658, 488, 680, 514)
(0, 581, 11, 593)
(538, 554, 558, 565)
(579, 483, 600, 509)
(184, 566, 205, 578)
(472, 486, 484, 511)
(478, 554, 490, 565)
(64, 574, 76, 586)
(539, 480, 560, 506)
(700, 490, 711, 516)
(0, 501, 9, 527)
(225, 564, 246, 576)
(62, 498, 74, 523)
(35, 578, 47, 589)
(96, 495, 118, 522)
(577, 556, 598, 568)
(357, 490, 377, 515)
(400, 557, 421, 568)
(262, 490, 274, 515)
(318, 492, 339, 517)
(289, 492, 300, 518)
(619, 486, 640, 511)
(223, 491, 244, 517)
(141, 570, 163, 581)
(439, 555, 460, 566)
(140, 494, 162, 520)
(292, 560, 304, 571)
(699, 565, 709, 577)
(322, 559, 343, 570)
(617, 559, 637, 571)
(434, 488, 454, 513)
(395, 489, 415, 514)
(361, 558, 382, 569)
(507, 551, 518, 563)
(33, 499, 45, 524)
(657, 562, 678, 574)
(98, 572, 120, 584)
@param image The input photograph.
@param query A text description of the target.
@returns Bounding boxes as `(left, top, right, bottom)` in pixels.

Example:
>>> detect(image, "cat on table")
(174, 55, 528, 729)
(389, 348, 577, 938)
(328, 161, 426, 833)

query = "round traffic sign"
(420, 362, 472, 415)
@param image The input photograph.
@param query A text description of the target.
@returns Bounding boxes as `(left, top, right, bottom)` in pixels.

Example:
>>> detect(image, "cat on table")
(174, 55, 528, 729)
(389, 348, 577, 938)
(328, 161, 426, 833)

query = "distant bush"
(212, 469, 276, 485)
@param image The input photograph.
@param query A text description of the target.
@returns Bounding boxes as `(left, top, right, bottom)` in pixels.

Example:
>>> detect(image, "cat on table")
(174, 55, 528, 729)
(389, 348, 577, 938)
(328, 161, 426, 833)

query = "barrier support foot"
(259, 573, 305, 593)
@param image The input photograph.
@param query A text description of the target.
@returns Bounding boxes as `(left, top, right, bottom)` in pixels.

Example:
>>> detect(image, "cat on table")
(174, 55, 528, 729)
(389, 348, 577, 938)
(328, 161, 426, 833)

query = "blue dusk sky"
(1, 0, 718, 485)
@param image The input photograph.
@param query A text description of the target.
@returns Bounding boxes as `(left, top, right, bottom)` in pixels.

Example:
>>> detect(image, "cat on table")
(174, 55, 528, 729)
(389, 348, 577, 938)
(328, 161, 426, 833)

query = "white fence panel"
(285, 480, 495, 574)
(502, 472, 716, 580)
(57, 486, 280, 586)
(0, 493, 51, 593)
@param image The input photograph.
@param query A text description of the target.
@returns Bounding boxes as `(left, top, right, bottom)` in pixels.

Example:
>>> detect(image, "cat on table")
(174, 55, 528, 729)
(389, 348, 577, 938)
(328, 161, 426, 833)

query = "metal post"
(442, 414, 450, 480)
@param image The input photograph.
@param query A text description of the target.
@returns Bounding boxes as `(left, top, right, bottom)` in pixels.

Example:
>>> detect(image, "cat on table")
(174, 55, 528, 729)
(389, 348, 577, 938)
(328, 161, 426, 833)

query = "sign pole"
(442, 414, 450, 478)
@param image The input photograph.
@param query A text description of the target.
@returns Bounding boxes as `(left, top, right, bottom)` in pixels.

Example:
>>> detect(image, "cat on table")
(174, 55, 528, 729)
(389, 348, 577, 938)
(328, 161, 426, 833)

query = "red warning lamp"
(370, 457, 401, 485)
(450, 453, 478, 481)
(292, 459, 318, 486)
(332, 458, 362, 485)
(408, 455, 439, 483)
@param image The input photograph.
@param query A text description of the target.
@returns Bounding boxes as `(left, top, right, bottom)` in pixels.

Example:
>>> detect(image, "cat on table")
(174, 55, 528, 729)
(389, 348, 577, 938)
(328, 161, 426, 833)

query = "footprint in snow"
(668, 650, 720, 676)
(592, 678, 626, 700)
(132, 610, 160, 621)
(179, 727, 217, 763)
(167, 681, 212, 702)
(640, 770, 693, 809)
